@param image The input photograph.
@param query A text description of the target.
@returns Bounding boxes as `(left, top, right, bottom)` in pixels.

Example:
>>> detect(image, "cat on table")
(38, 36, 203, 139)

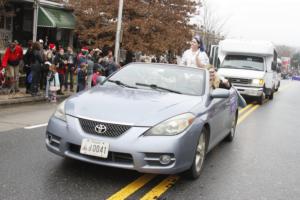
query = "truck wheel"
(269, 91, 274, 100)
(275, 82, 280, 92)
(258, 94, 264, 105)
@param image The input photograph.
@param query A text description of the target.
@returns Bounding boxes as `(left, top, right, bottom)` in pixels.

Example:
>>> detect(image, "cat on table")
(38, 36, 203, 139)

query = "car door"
(207, 96, 229, 148)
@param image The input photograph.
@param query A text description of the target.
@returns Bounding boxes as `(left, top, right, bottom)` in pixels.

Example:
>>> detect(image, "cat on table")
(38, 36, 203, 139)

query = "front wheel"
(258, 94, 264, 105)
(268, 91, 274, 100)
(185, 128, 207, 179)
(275, 81, 280, 92)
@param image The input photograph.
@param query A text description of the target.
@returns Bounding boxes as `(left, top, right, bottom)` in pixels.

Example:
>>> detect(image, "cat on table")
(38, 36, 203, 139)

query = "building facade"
(0, 0, 75, 51)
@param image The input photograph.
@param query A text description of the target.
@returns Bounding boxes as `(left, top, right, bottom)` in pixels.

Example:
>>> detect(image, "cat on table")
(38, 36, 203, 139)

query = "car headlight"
(145, 113, 195, 136)
(252, 79, 264, 86)
(54, 100, 67, 122)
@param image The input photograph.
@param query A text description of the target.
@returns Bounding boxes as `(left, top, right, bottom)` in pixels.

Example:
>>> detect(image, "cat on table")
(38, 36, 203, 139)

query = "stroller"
(0, 68, 6, 94)
(0, 68, 16, 95)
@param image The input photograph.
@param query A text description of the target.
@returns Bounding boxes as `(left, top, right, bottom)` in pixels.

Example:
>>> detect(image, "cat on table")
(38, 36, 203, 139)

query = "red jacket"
(1, 45, 23, 68)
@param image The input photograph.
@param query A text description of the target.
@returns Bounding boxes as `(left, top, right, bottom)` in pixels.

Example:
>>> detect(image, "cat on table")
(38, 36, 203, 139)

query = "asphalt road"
(0, 80, 300, 200)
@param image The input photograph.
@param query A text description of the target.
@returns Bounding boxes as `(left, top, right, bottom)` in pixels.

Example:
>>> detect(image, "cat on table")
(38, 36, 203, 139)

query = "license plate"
(80, 139, 109, 158)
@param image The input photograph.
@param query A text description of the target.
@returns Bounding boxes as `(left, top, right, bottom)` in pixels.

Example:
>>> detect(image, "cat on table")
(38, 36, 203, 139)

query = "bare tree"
(198, 0, 229, 50)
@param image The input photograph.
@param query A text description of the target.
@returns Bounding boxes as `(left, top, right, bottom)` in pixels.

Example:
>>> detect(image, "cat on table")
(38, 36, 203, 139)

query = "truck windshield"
(221, 55, 264, 71)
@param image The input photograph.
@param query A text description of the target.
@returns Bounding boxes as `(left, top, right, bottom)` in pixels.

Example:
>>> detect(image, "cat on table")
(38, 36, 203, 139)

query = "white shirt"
(180, 49, 209, 68)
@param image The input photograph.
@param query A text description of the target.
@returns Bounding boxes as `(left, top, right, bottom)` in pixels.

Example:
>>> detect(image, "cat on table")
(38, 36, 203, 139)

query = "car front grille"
(79, 118, 131, 137)
(227, 77, 252, 85)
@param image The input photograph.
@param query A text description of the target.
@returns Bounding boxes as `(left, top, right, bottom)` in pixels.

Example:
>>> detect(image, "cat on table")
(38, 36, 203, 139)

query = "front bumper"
(46, 115, 203, 174)
(234, 85, 263, 97)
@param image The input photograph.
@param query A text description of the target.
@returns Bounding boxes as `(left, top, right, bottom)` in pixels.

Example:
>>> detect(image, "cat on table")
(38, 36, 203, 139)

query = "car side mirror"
(271, 61, 277, 71)
(96, 76, 106, 85)
(210, 88, 230, 99)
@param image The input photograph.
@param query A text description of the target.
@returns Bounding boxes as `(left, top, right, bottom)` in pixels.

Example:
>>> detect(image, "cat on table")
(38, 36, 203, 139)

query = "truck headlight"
(54, 100, 67, 122)
(145, 113, 195, 136)
(252, 79, 264, 86)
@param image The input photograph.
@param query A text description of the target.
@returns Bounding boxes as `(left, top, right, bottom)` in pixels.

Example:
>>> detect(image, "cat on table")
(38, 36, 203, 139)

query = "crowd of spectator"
(0, 40, 119, 102)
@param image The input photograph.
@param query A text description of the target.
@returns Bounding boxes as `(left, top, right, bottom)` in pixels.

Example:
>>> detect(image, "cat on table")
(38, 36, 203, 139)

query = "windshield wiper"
(108, 80, 138, 89)
(135, 83, 182, 94)
(221, 65, 244, 69)
(242, 66, 261, 71)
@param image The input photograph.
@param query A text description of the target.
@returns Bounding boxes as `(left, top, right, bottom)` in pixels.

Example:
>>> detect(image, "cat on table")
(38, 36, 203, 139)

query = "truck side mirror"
(271, 61, 277, 71)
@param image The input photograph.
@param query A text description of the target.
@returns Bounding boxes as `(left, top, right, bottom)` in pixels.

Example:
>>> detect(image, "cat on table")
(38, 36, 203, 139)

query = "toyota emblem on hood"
(95, 124, 107, 134)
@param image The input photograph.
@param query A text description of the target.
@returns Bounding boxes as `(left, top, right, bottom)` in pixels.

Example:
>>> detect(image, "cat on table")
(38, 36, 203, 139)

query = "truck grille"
(227, 77, 252, 85)
(79, 118, 131, 137)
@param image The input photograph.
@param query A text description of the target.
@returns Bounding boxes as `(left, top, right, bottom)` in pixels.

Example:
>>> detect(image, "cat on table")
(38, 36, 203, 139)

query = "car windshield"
(104, 64, 205, 96)
(221, 55, 265, 71)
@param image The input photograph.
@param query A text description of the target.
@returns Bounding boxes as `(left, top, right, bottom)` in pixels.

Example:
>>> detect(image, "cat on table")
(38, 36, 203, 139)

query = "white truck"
(211, 39, 279, 104)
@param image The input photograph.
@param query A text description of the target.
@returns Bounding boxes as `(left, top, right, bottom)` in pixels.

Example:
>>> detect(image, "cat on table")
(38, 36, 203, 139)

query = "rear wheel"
(185, 128, 207, 179)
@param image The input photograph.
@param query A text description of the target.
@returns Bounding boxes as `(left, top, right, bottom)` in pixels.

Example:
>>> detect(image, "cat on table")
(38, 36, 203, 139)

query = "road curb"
(0, 94, 71, 106)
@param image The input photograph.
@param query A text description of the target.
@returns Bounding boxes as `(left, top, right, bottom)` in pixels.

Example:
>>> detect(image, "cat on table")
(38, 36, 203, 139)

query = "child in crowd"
(92, 67, 102, 87)
(77, 63, 87, 92)
(48, 64, 60, 103)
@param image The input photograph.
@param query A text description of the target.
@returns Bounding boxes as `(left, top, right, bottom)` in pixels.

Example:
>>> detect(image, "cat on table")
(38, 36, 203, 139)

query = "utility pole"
(114, 0, 124, 64)
(33, 0, 39, 42)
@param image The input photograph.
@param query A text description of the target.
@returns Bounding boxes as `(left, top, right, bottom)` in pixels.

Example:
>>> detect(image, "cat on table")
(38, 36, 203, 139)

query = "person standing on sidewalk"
(23, 41, 33, 94)
(48, 64, 60, 103)
(44, 43, 56, 99)
(54, 48, 67, 95)
(38, 39, 47, 90)
(30, 42, 43, 96)
(86, 53, 94, 89)
(77, 63, 87, 92)
(103, 50, 118, 76)
(65, 46, 76, 92)
(1, 41, 23, 92)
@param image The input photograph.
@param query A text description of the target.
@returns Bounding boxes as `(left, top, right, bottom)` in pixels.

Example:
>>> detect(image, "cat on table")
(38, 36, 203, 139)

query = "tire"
(275, 82, 280, 92)
(269, 91, 274, 100)
(225, 113, 237, 142)
(258, 94, 264, 105)
(185, 128, 208, 179)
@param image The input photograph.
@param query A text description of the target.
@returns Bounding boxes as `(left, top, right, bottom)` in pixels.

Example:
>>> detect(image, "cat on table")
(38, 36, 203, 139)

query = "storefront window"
(0, 16, 4, 29)
(6, 17, 11, 30)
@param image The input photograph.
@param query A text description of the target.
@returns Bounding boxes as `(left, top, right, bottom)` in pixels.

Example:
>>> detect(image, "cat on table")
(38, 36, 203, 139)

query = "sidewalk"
(0, 88, 73, 106)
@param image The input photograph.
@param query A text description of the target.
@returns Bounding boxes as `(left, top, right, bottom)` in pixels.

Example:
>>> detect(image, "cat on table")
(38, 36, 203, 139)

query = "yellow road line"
(237, 105, 260, 125)
(239, 104, 253, 115)
(140, 175, 180, 200)
(107, 174, 157, 200)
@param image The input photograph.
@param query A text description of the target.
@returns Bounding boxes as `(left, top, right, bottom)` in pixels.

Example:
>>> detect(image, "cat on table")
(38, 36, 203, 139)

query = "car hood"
(65, 85, 203, 126)
(218, 68, 265, 79)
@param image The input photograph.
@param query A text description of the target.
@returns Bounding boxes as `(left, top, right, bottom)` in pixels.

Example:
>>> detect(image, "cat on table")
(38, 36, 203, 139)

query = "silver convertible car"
(46, 63, 238, 179)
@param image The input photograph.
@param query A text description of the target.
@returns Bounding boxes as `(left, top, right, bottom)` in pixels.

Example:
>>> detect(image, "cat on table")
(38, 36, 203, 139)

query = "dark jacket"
(31, 50, 43, 71)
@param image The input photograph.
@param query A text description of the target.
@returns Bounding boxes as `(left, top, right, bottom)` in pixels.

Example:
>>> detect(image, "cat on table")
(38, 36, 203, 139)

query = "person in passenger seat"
(207, 65, 231, 89)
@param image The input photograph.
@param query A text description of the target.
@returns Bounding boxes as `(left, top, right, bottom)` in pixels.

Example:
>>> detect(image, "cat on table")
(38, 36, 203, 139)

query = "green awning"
(38, 7, 75, 29)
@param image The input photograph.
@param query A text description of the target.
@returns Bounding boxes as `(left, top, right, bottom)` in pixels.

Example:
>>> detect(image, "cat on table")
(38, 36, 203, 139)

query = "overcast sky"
(199, 0, 299, 47)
